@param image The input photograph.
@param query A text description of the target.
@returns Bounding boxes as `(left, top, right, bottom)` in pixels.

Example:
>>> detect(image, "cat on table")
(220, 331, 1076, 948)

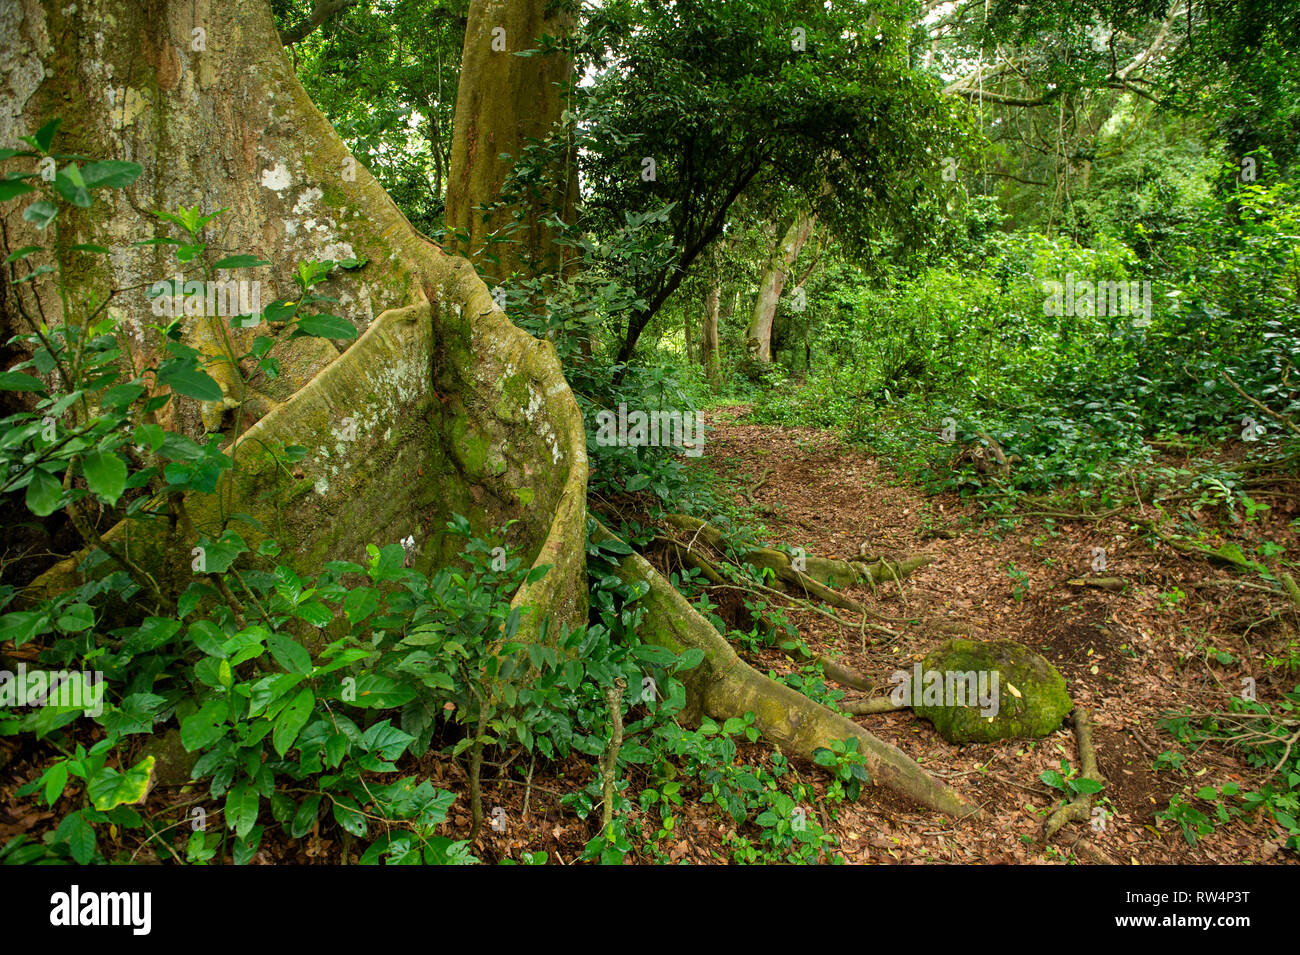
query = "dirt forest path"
(697, 405, 1298, 864)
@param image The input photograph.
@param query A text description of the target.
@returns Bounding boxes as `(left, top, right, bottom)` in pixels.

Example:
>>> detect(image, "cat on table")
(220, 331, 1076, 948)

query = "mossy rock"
(138, 728, 198, 788)
(911, 638, 1071, 744)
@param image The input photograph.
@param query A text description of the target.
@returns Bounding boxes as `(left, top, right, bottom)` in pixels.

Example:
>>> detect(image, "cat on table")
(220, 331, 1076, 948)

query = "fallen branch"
(1222, 371, 1300, 440)
(1131, 518, 1265, 573)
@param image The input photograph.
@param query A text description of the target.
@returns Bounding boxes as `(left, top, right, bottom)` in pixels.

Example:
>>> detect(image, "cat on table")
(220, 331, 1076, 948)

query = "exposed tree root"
(1067, 576, 1126, 592)
(1012, 508, 1123, 522)
(743, 467, 774, 506)
(1282, 573, 1300, 612)
(658, 521, 907, 636)
(592, 520, 981, 820)
(663, 539, 727, 586)
(843, 697, 903, 715)
(661, 513, 932, 599)
(1132, 518, 1265, 573)
(1043, 707, 1103, 842)
(600, 678, 627, 835)
(814, 655, 875, 692)
(1070, 839, 1118, 865)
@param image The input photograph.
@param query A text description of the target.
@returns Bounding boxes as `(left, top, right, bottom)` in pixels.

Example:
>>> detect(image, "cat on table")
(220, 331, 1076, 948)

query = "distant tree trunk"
(702, 282, 721, 388)
(444, 0, 577, 287)
(682, 289, 695, 365)
(745, 211, 814, 364)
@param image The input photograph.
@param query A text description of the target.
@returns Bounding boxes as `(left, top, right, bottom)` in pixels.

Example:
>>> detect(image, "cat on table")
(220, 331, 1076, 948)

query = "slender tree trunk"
(444, 0, 577, 287)
(702, 282, 721, 388)
(683, 310, 694, 365)
(745, 211, 814, 364)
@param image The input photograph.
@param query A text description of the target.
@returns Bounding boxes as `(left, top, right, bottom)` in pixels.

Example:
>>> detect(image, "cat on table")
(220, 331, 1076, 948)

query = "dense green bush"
(748, 172, 1300, 500)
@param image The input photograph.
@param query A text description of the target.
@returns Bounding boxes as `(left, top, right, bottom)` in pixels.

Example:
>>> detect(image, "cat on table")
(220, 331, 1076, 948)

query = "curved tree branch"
(281, 0, 357, 47)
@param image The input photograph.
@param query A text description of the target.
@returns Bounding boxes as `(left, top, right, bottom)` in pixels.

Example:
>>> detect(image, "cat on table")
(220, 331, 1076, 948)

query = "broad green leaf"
(157, 364, 224, 402)
(225, 780, 259, 839)
(25, 467, 62, 516)
(267, 633, 313, 674)
(22, 199, 57, 229)
(332, 799, 367, 837)
(82, 449, 128, 503)
(29, 118, 62, 153)
(4, 245, 42, 262)
(361, 720, 416, 760)
(180, 699, 229, 751)
(343, 586, 379, 624)
(55, 603, 94, 632)
(293, 600, 333, 628)
(133, 422, 165, 451)
(43, 761, 69, 806)
(272, 688, 314, 757)
(0, 610, 50, 647)
(53, 165, 91, 207)
(262, 299, 299, 323)
(87, 755, 154, 811)
(0, 371, 46, 392)
(98, 692, 165, 737)
(56, 811, 96, 863)
(0, 179, 35, 202)
(212, 255, 271, 269)
(232, 825, 263, 866)
(290, 794, 322, 838)
(80, 160, 143, 190)
(350, 674, 417, 709)
(293, 313, 357, 340)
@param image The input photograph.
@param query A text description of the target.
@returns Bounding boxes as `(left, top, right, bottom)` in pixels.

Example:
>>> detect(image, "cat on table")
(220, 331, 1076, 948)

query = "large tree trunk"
(3, 0, 588, 633)
(2, 0, 979, 822)
(745, 211, 814, 364)
(444, 0, 577, 286)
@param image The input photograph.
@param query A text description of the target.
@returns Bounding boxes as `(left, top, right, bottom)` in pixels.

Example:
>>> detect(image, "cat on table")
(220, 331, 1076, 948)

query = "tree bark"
(280, 0, 356, 47)
(702, 281, 721, 387)
(745, 211, 814, 364)
(444, 0, 577, 287)
(5, 0, 589, 634)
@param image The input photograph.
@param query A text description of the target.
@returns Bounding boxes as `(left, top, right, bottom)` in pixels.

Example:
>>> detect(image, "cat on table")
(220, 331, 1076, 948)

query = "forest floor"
(442, 404, 1298, 864)
(5, 407, 1297, 865)
(646, 404, 1299, 864)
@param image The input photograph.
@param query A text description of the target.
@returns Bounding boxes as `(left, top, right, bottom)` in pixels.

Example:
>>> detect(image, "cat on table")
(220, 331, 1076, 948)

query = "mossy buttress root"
(593, 520, 980, 820)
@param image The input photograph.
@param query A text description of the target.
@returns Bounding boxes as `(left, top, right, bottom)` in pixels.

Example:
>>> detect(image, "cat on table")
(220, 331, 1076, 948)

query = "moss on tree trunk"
(7, 0, 588, 636)
(444, 0, 578, 286)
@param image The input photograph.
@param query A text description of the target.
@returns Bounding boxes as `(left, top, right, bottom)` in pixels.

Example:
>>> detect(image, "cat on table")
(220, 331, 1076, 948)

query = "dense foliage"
(2, 0, 1297, 865)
